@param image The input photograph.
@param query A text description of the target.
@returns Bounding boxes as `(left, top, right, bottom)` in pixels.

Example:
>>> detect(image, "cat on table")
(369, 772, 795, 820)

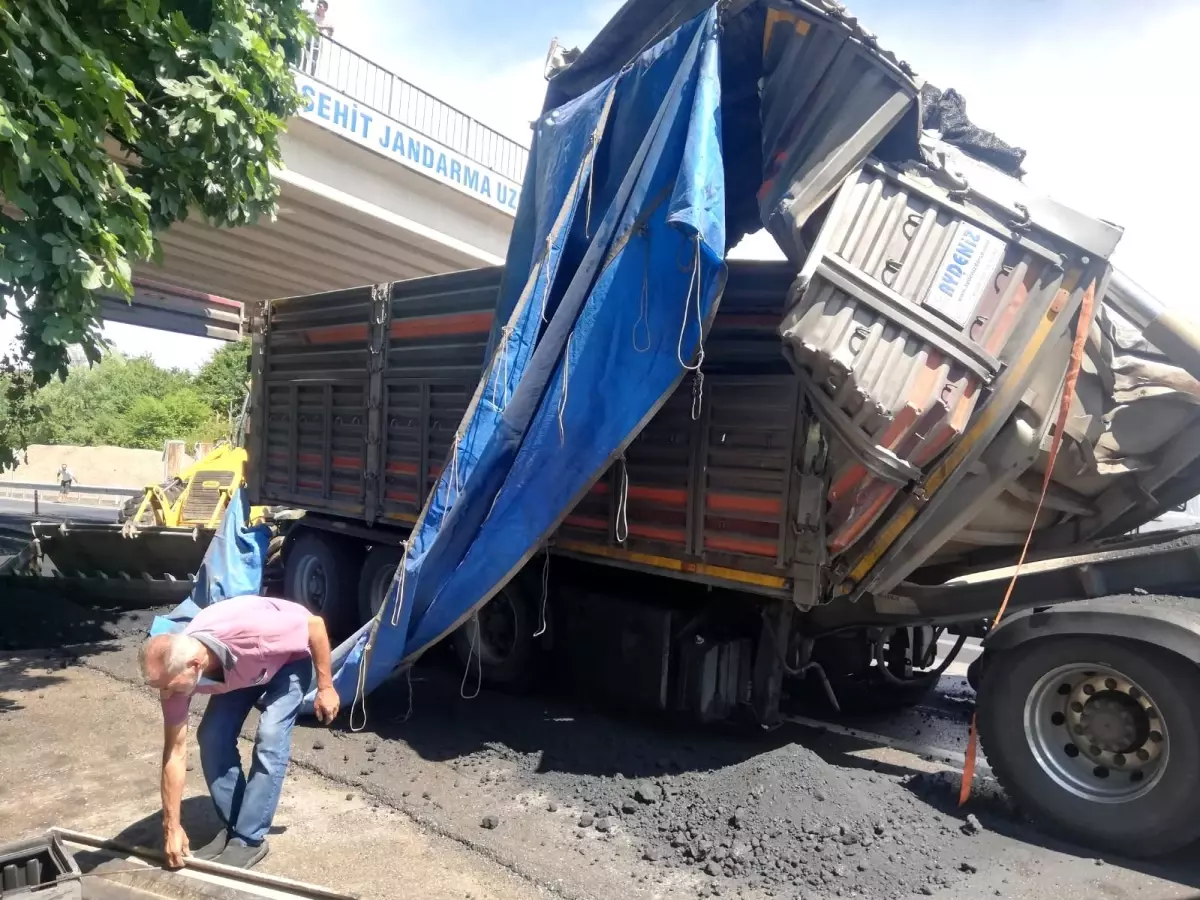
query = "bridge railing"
(297, 35, 530, 185)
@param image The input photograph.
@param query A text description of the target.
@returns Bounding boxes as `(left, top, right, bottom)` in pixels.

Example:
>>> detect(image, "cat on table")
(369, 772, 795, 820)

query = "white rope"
(584, 136, 596, 238)
(675, 233, 706, 422)
(676, 232, 705, 374)
(447, 430, 465, 506)
(540, 237, 554, 324)
(348, 636, 372, 732)
(615, 455, 630, 544)
(389, 546, 411, 627)
(460, 613, 482, 700)
(489, 324, 515, 411)
(558, 331, 573, 446)
(533, 552, 550, 638)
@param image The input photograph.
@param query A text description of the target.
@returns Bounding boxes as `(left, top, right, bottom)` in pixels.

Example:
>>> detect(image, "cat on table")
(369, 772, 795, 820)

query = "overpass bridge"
(122, 36, 526, 340)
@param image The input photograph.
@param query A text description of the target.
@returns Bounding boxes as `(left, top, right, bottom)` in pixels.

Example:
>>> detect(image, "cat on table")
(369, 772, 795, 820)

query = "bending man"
(138, 595, 340, 869)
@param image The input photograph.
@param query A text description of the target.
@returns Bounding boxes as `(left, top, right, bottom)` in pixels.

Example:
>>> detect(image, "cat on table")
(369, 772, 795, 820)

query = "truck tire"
(357, 545, 405, 624)
(284, 531, 362, 641)
(451, 583, 540, 688)
(977, 635, 1200, 857)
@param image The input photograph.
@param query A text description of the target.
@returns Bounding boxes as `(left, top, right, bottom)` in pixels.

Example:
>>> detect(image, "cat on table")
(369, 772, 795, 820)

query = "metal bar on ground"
(51, 828, 360, 900)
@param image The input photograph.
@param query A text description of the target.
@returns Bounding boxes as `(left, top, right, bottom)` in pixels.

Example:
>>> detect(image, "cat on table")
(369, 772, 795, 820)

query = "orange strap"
(958, 279, 1097, 806)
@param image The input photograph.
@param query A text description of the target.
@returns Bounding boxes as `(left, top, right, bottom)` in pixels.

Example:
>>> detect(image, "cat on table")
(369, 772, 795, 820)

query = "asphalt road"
(0, 496, 120, 524)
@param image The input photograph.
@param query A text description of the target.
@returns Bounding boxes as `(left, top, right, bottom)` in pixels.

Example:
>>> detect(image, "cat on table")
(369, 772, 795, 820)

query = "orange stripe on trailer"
(332, 456, 362, 470)
(385, 490, 417, 503)
(386, 461, 418, 475)
(301, 323, 369, 345)
(389, 311, 494, 340)
(708, 493, 781, 516)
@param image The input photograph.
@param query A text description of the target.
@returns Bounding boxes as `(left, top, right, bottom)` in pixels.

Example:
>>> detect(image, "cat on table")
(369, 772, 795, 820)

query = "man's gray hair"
(137, 634, 195, 682)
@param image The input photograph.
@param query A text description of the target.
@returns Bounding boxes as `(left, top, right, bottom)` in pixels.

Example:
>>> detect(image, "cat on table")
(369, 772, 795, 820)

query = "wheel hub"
(1025, 663, 1168, 802)
(1065, 674, 1160, 770)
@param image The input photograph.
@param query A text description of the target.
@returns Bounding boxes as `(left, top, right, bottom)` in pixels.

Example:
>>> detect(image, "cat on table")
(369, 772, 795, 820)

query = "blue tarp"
(148, 487, 271, 635)
(316, 7, 728, 714)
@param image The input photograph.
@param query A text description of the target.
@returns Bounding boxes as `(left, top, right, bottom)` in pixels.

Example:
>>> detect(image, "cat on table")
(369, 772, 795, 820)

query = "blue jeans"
(196, 658, 312, 845)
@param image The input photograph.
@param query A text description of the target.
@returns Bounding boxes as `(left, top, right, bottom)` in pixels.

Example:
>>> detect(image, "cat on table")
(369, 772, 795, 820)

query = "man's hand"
(314, 685, 340, 724)
(163, 824, 190, 869)
(308, 616, 339, 724)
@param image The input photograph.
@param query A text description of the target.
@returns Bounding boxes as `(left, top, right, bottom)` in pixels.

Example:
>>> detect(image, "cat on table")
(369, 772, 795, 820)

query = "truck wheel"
(357, 545, 405, 624)
(284, 531, 362, 640)
(451, 583, 539, 687)
(977, 635, 1200, 857)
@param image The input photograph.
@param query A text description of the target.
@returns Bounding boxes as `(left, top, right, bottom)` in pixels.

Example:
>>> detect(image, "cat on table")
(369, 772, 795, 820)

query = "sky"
(3, 0, 1197, 369)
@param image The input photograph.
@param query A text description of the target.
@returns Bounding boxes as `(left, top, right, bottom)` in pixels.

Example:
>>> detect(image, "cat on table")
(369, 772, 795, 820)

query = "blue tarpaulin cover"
(314, 7, 728, 715)
(148, 487, 271, 635)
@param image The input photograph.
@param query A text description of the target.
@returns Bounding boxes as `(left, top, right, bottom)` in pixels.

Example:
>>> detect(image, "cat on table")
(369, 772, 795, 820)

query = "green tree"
(28, 351, 193, 445)
(193, 336, 250, 420)
(118, 387, 219, 449)
(0, 354, 43, 471)
(0, 0, 310, 461)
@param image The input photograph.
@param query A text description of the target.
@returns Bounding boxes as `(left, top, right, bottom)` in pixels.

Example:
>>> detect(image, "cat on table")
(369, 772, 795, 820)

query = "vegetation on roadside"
(0, 338, 249, 461)
(0, 0, 311, 467)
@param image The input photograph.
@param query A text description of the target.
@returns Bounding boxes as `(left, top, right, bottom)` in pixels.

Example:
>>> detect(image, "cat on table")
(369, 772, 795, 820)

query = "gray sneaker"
(215, 838, 270, 870)
(192, 831, 229, 861)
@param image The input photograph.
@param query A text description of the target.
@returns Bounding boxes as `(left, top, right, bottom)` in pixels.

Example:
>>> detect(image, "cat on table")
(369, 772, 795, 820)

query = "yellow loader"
(1, 443, 270, 606)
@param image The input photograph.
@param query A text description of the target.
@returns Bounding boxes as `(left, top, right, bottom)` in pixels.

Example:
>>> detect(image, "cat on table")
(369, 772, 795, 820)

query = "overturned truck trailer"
(250, 0, 1200, 857)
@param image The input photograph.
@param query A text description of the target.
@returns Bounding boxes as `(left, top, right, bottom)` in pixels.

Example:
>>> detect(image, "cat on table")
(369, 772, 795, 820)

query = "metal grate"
(181, 470, 237, 524)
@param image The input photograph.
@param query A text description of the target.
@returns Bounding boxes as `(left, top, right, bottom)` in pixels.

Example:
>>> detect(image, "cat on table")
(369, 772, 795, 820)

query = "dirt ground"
(2, 591, 1199, 900)
(0, 658, 543, 900)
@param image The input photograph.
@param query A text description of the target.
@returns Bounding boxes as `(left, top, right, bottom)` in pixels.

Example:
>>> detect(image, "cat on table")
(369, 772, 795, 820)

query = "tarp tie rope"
(349, 635, 372, 732)
(490, 324, 516, 411)
(558, 332, 573, 446)
(540, 237, 554, 323)
(584, 139, 597, 238)
(388, 545, 411, 628)
(633, 228, 652, 352)
(448, 429, 465, 506)
(958, 279, 1097, 807)
(676, 233, 706, 421)
(460, 612, 483, 700)
(533, 551, 550, 638)
(615, 454, 631, 544)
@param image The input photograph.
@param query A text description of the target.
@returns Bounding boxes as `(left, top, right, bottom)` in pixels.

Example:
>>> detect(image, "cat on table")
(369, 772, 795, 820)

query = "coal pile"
(543, 740, 992, 899)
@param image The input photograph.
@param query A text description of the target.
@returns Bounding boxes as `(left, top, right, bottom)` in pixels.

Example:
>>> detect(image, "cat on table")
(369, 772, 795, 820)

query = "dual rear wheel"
(284, 530, 537, 683)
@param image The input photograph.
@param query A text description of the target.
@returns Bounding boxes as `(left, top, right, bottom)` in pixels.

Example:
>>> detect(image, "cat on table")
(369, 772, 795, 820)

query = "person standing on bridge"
(137, 596, 341, 869)
(57, 464, 75, 501)
(304, 0, 334, 75)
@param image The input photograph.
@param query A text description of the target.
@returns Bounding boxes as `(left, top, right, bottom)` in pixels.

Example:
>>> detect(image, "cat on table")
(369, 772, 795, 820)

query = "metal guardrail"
(296, 35, 530, 185)
(0, 482, 137, 514)
(0, 482, 139, 497)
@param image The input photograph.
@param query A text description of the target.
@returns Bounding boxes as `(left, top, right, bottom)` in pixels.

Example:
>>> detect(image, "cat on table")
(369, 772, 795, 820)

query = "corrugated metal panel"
(758, 1, 920, 263)
(385, 267, 502, 380)
(557, 263, 803, 579)
(700, 376, 798, 569)
(263, 285, 374, 381)
(780, 160, 1048, 555)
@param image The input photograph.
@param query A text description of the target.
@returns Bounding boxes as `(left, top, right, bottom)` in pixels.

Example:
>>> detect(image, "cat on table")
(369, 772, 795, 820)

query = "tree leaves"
(0, 0, 311, 465)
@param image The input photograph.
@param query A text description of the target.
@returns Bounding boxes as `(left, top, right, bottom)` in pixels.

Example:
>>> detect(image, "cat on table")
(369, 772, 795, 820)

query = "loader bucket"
(22, 522, 213, 608)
